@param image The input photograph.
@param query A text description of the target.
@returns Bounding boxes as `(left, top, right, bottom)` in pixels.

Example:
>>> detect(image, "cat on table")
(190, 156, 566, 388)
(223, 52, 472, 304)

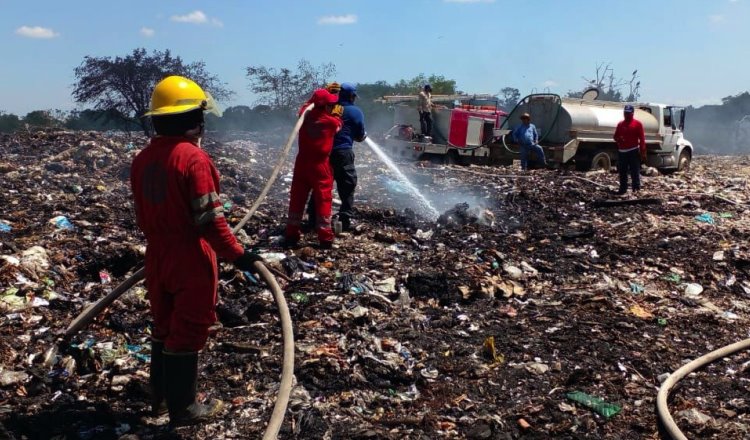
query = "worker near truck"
(613, 104, 646, 194)
(285, 88, 343, 248)
(512, 112, 547, 171)
(418, 84, 435, 138)
(305, 82, 366, 232)
(131, 75, 263, 427)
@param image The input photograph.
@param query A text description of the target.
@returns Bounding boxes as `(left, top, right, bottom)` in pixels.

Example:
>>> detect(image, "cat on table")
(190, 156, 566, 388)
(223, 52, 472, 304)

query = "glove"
(234, 249, 265, 272)
(331, 104, 344, 117)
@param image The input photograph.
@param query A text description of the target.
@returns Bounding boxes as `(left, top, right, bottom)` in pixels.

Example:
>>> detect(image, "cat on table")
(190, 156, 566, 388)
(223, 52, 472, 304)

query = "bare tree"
(569, 62, 641, 102)
(72, 48, 232, 134)
(246, 59, 336, 112)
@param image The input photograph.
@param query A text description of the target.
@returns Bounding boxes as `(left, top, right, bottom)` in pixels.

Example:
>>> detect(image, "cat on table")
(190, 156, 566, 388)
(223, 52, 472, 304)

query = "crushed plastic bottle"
(629, 282, 645, 294)
(242, 271, 259, 284)
(50, 215, 75, 230)
(694, 212, 715, 225)
(0, 370, 29, 386)
(99, 270, 111, 284)
(259, 252, 287, 264)
(684, 283, 703, 296)
(290, 292, 309, 303)
(566, 391, 621, 419)
(0, 221, 11, 233)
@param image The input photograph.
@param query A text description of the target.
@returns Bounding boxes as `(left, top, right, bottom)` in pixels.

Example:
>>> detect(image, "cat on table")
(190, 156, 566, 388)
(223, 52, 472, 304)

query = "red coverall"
(285, 106, 342, 244)
(131, 136, 243, 352)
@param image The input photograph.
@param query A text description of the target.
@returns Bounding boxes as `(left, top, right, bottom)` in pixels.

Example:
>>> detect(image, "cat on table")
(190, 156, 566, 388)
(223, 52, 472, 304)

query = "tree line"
(2, 48, 650, 137)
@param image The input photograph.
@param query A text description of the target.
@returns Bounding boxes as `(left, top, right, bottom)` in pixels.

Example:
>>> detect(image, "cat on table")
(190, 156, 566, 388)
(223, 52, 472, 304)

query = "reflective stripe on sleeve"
(191, 192, 221, 212)
(194, 207, 225, 225)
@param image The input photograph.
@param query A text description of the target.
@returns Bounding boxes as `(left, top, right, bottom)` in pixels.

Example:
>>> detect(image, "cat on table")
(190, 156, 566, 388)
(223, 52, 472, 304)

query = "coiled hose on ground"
(657, 338, 750, 440)
(62, 103, 315, 438)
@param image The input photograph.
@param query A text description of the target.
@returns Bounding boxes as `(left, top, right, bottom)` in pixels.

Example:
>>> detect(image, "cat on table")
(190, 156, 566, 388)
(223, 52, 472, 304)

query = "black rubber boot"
(164, 351, 224, 427)
(150, 340, 167, 416)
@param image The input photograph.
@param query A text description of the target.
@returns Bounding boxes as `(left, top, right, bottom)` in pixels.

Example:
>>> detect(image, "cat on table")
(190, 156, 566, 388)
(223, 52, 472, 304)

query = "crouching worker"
(131, 75, 262, 427)
(285, 88, 343, 248)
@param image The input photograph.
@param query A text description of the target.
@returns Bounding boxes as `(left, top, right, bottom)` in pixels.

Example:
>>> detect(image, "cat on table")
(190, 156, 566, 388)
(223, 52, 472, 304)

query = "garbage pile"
(2, 129, 750, 439)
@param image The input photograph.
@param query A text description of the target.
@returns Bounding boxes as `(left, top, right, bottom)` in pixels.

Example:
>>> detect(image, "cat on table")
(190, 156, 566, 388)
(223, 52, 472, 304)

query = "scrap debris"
(2, 129, 750, 438)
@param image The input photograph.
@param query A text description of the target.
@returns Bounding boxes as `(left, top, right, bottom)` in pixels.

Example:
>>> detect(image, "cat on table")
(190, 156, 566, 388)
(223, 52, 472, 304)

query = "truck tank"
(505, 95, 660, 145)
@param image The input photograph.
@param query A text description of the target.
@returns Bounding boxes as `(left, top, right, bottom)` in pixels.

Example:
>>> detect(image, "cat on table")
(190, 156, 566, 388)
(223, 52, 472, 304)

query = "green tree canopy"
(0, 112, 22, 133)
(24, 110, 61, 128)
(388, 74, 457, 95)
(497, 87, 521, 111)
(64, 109, 133, 131)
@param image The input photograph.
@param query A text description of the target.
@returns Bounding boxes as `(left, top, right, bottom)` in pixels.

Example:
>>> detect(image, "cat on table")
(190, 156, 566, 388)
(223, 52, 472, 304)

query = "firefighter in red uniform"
(131, 75, 261, 427)
(285, 88, 343, 248)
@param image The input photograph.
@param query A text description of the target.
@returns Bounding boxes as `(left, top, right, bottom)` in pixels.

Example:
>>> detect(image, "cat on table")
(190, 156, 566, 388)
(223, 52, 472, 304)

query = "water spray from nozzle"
(364, 138, 440, 221)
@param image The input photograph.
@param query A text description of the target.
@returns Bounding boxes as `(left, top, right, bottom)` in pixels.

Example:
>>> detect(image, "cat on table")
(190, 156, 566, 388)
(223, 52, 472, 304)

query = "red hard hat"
(311, 89, 339, 106)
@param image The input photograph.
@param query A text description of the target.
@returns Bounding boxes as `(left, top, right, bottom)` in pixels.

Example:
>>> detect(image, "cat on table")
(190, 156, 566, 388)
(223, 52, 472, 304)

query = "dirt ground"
(1, 130, 750, 439)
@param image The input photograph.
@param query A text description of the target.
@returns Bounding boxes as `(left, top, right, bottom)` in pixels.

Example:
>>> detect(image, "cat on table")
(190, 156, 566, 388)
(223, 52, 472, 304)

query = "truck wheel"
(677, 150, 691, 171)
(446, 150, 463, 166)
(590, 152, 612, 171)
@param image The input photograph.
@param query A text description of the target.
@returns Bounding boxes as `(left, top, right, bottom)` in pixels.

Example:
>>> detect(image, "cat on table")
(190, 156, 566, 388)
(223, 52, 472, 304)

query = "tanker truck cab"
(642, 104, 692, 172)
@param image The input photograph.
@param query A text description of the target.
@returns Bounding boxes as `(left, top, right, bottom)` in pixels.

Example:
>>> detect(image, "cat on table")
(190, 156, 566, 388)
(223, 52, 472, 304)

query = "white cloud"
(317, 14, 358, 25)
(171, 10, 207, 24)
(170, 10, 223, 27)
(542, 80, 558, 88)
(140, 27, 155, 37)
(709, 14, 725, 23)
(15, 25, 59, 39)
(444, 0, 495, 3)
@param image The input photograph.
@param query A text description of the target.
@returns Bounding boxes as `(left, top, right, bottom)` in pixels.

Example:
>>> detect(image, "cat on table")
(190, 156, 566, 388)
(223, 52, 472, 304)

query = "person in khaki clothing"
(418, 84, 435, 137)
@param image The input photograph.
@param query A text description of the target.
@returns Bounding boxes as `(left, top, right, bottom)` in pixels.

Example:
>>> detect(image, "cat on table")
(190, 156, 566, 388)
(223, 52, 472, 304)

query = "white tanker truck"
(383, 92, 693, 172)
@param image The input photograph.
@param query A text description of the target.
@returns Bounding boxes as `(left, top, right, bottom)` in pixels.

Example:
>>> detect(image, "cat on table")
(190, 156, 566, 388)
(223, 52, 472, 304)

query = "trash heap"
(2, 129, 750, 439)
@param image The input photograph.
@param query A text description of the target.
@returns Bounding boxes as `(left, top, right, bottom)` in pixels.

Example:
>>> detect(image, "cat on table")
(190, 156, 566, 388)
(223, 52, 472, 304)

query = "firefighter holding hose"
(285, 88, 343, 248)
(305, 82, 367, 232)
(130, 75, 262, 427)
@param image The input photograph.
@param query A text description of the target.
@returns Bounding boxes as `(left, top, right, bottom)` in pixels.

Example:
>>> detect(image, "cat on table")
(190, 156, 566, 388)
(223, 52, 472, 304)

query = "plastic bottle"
(566, 391, 621, 419)
(333, 220, 343, 235)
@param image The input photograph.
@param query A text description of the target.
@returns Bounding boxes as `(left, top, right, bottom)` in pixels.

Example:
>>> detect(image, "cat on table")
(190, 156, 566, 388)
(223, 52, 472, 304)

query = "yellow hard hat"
(145, 75, 221, 117)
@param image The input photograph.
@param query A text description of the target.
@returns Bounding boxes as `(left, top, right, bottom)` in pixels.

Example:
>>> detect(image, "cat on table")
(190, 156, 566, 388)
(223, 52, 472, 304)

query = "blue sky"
(2, 0, 748, 115)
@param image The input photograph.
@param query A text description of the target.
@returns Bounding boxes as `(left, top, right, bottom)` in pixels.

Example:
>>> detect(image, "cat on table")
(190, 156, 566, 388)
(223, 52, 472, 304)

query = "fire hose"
(656, 338, 750, 440)
(498, 93, 563, 155)
(60, 103, 315, 438)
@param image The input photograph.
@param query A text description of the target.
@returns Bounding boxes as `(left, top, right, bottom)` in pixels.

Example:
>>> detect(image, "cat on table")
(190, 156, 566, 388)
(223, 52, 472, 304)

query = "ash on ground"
(2, 130, 750, 439)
